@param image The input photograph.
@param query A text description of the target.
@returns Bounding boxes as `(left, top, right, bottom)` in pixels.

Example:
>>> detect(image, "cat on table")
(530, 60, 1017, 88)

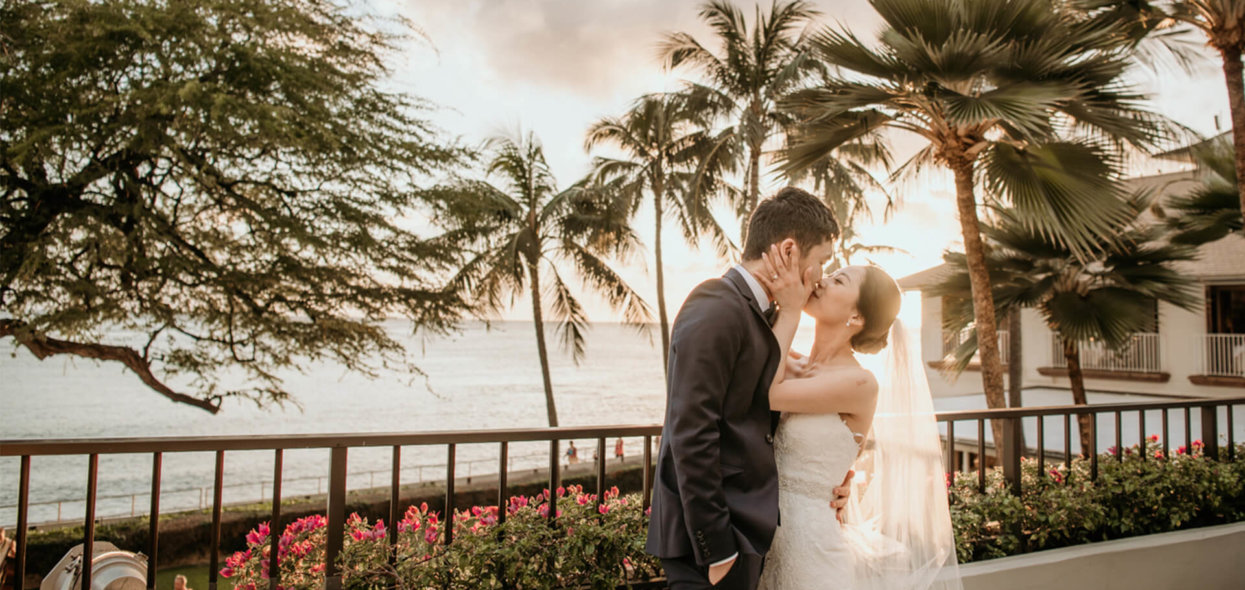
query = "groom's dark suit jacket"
(645, 268, 782, 566)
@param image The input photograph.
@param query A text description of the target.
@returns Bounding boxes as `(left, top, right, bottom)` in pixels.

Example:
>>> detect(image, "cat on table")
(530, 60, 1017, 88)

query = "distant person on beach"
(615, 437, 625, 462)
(173, 575, 193, 590)
(566, 441, 578, 466)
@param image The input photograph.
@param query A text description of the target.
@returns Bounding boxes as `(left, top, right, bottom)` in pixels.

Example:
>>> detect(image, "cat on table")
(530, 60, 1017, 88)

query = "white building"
(900, 142, 1245, 400)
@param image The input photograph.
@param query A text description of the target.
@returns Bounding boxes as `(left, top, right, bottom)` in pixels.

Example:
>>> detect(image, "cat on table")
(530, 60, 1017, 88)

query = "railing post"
(209, 451, 224, 590)
(1202, 406, 1221, 461)
(147, 452, 162, 590)
(324, 447, 348, 590)
(1001, 417, 1022, 496)
(15, 456, 30, 590)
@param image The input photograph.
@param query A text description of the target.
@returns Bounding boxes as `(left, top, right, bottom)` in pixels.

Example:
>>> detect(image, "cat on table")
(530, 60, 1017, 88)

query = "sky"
(380, 0, 1232, 325)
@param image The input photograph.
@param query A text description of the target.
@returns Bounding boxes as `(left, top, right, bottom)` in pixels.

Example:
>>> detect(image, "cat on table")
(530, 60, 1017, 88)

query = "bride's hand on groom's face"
(758, 242, 816, 315)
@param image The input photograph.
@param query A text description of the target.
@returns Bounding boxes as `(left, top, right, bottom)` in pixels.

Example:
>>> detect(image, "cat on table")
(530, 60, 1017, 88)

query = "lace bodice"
(759, 412, 865, 590)
(773, 412, 863, 501)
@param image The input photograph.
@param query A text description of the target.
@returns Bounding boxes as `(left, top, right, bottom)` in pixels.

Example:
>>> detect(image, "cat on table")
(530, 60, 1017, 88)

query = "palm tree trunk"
(1218, 44, 1245, 221)
(1007, 308, 1023, 409)
(1062, 337, 1093, 457)
(951, 159, 1007, 447)
(743, 145, 762, 241)
(653, 173, 671, 375)
(527, 259, 559, 427)
(1008, 308, 1025, 450)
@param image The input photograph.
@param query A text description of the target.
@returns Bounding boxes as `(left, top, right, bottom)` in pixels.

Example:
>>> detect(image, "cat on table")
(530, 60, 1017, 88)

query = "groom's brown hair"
(742, 186, 840, 261)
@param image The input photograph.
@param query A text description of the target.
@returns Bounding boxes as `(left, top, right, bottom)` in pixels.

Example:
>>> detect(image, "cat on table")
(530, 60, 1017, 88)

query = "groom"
(646, 187, 851, 589)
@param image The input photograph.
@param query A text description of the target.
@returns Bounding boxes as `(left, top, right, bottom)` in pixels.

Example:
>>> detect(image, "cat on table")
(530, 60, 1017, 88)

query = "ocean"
(0, 319, 716, 527)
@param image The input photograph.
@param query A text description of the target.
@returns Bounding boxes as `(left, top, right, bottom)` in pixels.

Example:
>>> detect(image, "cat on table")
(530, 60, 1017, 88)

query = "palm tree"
(431, 133, 653, 426)
(660, 0, 825, 238)
(1162, 135, 1244, 244)
(1083, 0, 1245, 225)
(931, 201, 1198, 454)
(780, 0, 1169, 429)
(787, 133, 902, 270)
(585, 93, 737, 369)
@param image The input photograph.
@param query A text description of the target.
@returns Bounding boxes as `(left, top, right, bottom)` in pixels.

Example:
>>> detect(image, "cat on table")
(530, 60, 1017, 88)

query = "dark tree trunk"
(951, 158, 1007, 447)
(1008, 308, 1025, 450)
(527, 259, 559, 427)
(1007, 308, 1023, 409)
(1218, 44, 1245, 223)
(653, 172, 671, 376)
(1063, 338, 1093, 457)
(742, 146, 761, 242)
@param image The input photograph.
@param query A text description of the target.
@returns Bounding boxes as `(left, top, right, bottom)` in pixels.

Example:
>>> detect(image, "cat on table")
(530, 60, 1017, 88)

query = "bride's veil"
(844, 319, 963, 590)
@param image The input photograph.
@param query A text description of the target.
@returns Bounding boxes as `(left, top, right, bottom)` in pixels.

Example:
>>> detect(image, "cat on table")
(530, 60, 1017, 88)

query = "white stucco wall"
(919, 292, 1245, 400)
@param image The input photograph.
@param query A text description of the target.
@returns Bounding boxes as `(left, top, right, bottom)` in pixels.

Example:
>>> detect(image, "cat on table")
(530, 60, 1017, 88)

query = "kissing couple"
(646, 187, 961, 590)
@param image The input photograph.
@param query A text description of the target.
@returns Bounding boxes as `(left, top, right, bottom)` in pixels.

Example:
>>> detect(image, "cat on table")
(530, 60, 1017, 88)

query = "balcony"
(1190, 333, 1245, 387)
(1039, 332, 1168, 382)
(931, 328, 1009, 370)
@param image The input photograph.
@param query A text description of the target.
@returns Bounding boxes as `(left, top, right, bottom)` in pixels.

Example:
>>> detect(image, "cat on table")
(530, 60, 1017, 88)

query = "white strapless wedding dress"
(757, 411, 866, 590)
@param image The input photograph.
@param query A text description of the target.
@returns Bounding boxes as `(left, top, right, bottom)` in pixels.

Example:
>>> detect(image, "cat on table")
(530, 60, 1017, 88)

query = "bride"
(754, 245, 961, 590)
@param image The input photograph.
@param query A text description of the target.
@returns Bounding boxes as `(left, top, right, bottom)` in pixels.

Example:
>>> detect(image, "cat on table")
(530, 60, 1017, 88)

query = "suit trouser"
(661, 553, 764, 590)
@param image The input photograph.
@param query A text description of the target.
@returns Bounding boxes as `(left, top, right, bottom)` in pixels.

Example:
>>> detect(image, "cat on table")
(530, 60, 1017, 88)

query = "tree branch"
(0, 319, 222, 413)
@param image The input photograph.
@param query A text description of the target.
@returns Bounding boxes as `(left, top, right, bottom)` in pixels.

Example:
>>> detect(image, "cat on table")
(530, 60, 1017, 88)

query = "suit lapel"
(723, 269, 782, 433)
(723, 268, 772, 329)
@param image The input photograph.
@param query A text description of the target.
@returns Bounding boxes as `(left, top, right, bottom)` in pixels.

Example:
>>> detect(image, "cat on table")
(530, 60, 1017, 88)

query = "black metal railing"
(0, 426, 661, 590)
(938, 396, 1244, 496)
(2, 395, 1243, 590)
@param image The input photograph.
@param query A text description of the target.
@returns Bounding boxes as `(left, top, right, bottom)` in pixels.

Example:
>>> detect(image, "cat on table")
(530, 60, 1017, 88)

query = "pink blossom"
(576, 495, 589, 506)
(1148, 434, 1160, 442)
(556, 486, 566, 497)
(425, 529, 438, 544)
(1177, 445, 1187, 455)
(598, 504, 610, 515)
(420, 502, 429, 513)
(220, 567, 235, 578)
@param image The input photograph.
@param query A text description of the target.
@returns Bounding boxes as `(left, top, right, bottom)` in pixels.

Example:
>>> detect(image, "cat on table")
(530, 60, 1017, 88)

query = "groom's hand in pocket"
(708, 555, 735, 585)
(830, 469, 855, 523)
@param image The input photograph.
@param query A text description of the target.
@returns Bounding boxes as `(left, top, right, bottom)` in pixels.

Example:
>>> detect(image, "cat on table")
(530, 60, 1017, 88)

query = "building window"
(1207, 285, 1245, 334)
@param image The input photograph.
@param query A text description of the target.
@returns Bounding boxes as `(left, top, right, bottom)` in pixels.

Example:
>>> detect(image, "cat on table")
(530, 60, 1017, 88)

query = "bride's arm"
(769, 368, 878, 415)
(756, 243, 816, 388)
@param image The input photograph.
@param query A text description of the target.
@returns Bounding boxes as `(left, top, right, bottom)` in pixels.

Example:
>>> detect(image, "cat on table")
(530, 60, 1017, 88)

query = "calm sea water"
(7, 317, 1234, 528)
(0, 320, 702, 526)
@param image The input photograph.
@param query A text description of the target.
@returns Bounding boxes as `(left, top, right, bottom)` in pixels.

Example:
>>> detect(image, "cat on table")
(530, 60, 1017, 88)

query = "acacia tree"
(780, 0, 1169, 435)
(429, 133, 653, 427)
(585, 93, 736, 369)
(660, 0, 825, 238)
(932, 202, 1197, 454)
(0, 0, 469, 412)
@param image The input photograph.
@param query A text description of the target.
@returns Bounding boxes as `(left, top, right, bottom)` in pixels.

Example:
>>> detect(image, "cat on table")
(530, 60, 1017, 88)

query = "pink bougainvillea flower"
(598, 504, 610, 515)
(1148, 434, 1160, 442)
(557, 486, 566, 497)
(1177, 445, 1187, 455)
(220, 567, 235, 578)
(425, 529, 438, 544)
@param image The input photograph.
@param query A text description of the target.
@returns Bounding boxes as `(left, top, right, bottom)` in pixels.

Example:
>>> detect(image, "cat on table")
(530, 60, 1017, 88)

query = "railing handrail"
(6, 398, 1245, 456)
(934, 396, 1245, 421)
(0, 424, 664, 456)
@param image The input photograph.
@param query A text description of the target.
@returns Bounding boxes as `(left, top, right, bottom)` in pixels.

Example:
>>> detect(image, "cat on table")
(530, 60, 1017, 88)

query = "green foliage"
(1164, 136, 1244, 244)
(222, 487, 661, 590)
(660, 0, 827, 222)
(931, 198, 1198, 372)
(949, 440, 1245, 563)
(781, 0, 1175, 258)
(0, 0, 469, 411)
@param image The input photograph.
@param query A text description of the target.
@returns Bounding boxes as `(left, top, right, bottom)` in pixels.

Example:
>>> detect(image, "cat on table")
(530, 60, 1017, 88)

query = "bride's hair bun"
(850, 266, 901, 354)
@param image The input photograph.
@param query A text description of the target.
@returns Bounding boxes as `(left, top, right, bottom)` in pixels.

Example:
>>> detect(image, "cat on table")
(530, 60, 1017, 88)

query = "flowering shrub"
(950, 440, 1245, 562)
(221, 443, 1245, 586)
(221, 485, 660, 589)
